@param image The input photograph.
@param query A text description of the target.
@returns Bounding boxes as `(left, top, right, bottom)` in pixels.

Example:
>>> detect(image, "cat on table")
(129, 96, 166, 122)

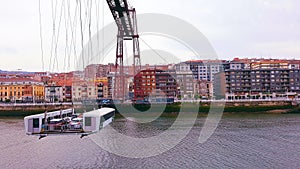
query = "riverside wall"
(200, 100, 294, 107)
(0, 100, 299, 116)
(0, 100, 297, 111)
(0, 103, 85, 110)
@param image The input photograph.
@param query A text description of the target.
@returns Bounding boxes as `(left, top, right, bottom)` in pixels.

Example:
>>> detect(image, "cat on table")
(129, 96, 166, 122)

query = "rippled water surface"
(0, 113, 300, 169)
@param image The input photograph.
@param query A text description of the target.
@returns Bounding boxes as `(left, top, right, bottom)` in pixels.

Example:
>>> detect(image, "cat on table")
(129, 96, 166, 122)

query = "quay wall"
(200, 100, 293, 107)
(111, 100, 298, 114)
(0, 103, 83, 116)
(0, 100, 299, 116)
(0, 105, 71, 111)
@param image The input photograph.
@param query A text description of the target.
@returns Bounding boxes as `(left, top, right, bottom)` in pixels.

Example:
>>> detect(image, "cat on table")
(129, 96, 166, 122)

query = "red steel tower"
(106, 0, 141, 100)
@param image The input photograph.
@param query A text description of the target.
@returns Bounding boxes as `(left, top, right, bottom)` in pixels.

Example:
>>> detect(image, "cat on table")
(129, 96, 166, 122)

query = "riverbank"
(112, 103, 297, 114)
(0, 103, 75, 116)
(0, 101, 299, 117)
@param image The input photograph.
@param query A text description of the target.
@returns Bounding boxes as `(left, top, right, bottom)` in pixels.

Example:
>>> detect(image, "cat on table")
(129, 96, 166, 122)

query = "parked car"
(49, 119, 63, 125)
(68, 118, 83, 130)
(63, 117, 72, 123)
(48, 119, 63, 131)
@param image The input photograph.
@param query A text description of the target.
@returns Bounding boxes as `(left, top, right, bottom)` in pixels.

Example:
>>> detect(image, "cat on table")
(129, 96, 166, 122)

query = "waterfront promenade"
(0, 98, 299, 107)
(0, 102, 82, 107)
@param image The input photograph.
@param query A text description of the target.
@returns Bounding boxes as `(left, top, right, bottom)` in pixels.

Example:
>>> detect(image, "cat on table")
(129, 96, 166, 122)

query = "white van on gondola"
(24, 108, 115, 138)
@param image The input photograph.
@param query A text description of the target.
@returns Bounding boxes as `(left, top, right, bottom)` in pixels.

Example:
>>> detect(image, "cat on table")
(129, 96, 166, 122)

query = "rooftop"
(0, 77, 42, 83)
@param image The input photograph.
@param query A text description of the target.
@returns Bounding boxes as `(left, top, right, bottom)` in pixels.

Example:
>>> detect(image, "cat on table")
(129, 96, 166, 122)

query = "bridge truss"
(106, 0, 141, 100)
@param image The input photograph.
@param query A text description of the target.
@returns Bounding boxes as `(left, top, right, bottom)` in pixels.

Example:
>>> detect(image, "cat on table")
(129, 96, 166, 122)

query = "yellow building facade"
(0, 78, 44, 102)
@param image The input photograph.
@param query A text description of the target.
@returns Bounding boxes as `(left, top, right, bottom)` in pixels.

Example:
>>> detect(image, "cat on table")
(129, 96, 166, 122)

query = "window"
(103, 111, 115, 120)
(33, 118, 39, 128)
(85, 117, 92, 127)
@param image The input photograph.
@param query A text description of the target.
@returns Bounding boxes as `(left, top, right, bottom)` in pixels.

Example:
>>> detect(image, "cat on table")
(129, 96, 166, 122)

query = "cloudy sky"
(0, 0, 299, 72)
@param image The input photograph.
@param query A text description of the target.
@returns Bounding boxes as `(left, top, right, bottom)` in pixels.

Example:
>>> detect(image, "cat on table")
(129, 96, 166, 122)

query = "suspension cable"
(94, 0, 100, 61)
(71, 1, 79, 70)
(49, 0, 57, 71)
(79, 0, 85, 70)
(38, 0, 45, 72)
(63, 1, 69, 72)
(88, 0, 93, 65)
(53, 0, 65, 72)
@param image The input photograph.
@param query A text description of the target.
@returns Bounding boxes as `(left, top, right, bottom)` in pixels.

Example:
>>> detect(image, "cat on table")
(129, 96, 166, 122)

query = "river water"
(0, 113, 300, 169)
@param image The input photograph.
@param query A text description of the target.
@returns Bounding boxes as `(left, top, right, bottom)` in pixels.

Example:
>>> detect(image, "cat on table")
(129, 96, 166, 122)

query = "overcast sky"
(0, 0, 299, 72)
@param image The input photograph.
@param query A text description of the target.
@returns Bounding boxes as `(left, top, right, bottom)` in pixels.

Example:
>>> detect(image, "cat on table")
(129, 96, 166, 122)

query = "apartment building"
(72, 80, 97, 101)
(134, 69, 177, 101)
(155, 70, 177, 99)
(178, 60, 225, 81)
(45, 86, 63, 102)
(134, 69, 156, 101)
(0, 78, 44, 102)
(175, 71, 197, 99)
(96, 77, 110, 99)
(84, 64, 113, 79)
(224, 59, 300, 99)
(197, 80, 213, 99)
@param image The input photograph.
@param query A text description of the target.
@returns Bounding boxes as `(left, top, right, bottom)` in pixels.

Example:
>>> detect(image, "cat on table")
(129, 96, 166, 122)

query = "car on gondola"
(24, 108, 115, 138)
(68, 118, 83, 130)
